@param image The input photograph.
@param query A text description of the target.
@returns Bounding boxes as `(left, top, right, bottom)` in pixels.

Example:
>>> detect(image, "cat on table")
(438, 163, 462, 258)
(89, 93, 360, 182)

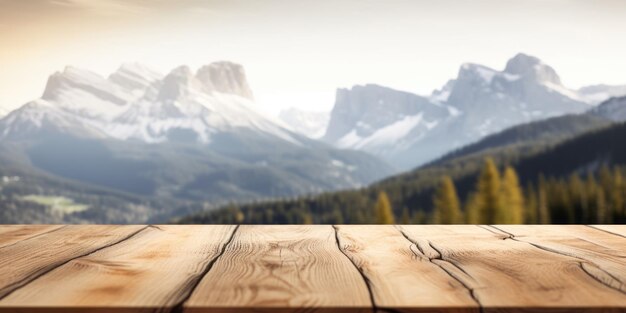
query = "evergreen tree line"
(431, 158, 625, 224)
(179, 158, 626, 225)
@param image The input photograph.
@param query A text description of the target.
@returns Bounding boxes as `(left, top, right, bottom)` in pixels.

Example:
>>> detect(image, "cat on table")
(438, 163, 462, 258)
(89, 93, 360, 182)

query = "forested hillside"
(177, 118, 626, 224)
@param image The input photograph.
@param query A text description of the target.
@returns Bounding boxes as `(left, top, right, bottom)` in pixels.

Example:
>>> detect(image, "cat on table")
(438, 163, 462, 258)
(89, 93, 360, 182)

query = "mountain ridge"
(0, 61, 394, 223)
(321, 53, 623, 169)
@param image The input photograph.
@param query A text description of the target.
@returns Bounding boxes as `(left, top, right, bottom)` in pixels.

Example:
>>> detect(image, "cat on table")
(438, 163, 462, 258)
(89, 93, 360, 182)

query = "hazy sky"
(1, 0, 626, 114)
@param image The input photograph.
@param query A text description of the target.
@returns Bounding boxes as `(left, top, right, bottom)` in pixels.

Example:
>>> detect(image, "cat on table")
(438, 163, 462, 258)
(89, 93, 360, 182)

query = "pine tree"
(612, 168, 625, 221)
(465, 192, 481, 224)
(375, 191, 395, 224)
(413, 210, 427, 224)
(501, 166, 524, 224)
(302, 212, 313, 224)
(586, 172, 602, 223)
(596, 188, 607, 224)
(599, 165, 614, 222)
(432, 176, 462, 224)
(234, 210, 245, 224)
(525, 183, 538, 224)
(547, 178, 574, 224)
(476, 158, 504, 224)
(568, 173, 587, 223)
(537, 175, 551, 224)
(401, 207, 411, 224)
(331, 208, 344, 224)
(264, 208, 274, 223)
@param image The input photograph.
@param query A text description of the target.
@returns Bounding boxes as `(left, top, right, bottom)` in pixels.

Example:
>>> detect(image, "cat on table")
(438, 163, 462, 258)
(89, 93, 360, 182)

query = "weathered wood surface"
(0, 225, 65, 249)
(0, 225, 235, 311)
(0, 225, 624, 313)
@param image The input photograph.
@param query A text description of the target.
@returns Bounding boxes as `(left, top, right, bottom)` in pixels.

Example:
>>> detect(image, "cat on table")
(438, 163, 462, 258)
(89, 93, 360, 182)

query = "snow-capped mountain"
(106, 64, 298, 144)
(0, 62, 394, 204)
(0, 107, 11, 118)
(1, 62, 301, 145)
(323, 84, 451, 157)
(591, 96, 626, 122)
(0, 99, 108, 140)
(323, 53, 618, 169)
(278, 108, 330, 139)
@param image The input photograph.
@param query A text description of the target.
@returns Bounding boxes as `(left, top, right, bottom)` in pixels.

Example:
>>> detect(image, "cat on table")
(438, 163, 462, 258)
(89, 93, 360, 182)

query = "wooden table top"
(0, 225, 624, 312)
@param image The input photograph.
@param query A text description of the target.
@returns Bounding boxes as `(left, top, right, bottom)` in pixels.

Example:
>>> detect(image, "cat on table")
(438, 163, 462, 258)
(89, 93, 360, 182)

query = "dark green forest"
(178, 119, 626, 224)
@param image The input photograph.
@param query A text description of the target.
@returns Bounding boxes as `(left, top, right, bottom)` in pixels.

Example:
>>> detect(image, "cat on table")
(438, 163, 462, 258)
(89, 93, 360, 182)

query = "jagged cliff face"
(322, 53, 606, 169)
(0, 61, 395, 203)
(196, 62, 254, 100)
(0, 61, 289, 144)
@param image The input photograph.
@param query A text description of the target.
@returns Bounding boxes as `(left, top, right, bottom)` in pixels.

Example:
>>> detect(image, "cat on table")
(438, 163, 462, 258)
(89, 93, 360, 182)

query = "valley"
(1, 54, 625, 224)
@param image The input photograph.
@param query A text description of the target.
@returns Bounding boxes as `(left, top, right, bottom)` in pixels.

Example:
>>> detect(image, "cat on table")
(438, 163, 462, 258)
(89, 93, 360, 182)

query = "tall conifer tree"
(375, 191, 395, 224)
(465, 192, 481, 224)
(612, 168, 625, 220)
(501, 166, 524, 224)
(537, 175, 551, 224)
(433, 176, 463, 224)
(477, 158, 504, 224)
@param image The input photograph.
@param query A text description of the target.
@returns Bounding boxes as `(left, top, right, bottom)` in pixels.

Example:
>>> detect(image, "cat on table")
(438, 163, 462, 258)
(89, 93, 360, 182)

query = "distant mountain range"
(0, 62, 393, 223)
(317, 53, 626, 169)
(180, 103, 626, 223)
(2, 53, 626, 224)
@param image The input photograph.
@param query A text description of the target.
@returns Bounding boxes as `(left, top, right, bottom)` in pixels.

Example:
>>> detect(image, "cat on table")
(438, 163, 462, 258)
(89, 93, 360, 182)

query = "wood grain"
(492, 225, 626, 293)
(0, 225, 624, 313)
(335, 225, 478, 313)
(399, 225, 626, 311)
(184, 225, 372, 313)
(0, 225, 65, 249)
(0, 225, 145, 299)
(0, 225, 236, 312)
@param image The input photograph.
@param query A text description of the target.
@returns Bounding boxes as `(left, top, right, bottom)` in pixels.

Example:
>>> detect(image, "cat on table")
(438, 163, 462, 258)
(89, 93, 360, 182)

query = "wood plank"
(492, 225, 626, 292)
(184, 225, 372, 313)
(590, 225, 626, 238)
(0, 225, 65, 249)
(335, 225, 478, 313)
(0, 225, 145, 300)
(400, 225, 626, 311)
(0, 225, 236, 312)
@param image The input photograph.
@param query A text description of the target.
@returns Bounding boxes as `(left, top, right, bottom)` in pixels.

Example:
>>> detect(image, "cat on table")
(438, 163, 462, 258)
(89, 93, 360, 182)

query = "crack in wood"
(487, 225, 626, 295)
(169, 225, 240, 313)
(427, 241, 476, 280)
(332, 225, 377, 313)
(476, 225, 512, 240)
(0, 225, 69, 251)
(0, 225, 150, 301)
(587, 225, 626, 239)
(395, 226, 483, 312)
(147, 225, 164, 231)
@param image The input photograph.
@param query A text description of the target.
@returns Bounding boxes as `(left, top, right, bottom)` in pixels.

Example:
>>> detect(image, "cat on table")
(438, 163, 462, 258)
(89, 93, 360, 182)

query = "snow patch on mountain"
(1, 62, 302, 146)
(338, 113, 423, 150)
(278, 108, 329, 139)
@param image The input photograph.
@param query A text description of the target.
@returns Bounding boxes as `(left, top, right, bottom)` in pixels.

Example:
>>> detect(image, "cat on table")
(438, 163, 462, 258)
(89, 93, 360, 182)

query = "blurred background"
(1, 0, 625, 224)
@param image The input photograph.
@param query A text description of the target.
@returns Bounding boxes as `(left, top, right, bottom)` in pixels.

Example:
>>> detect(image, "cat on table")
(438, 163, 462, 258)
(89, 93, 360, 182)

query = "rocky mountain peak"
(109, 63, 162, 92)
(42, 66, 129, 106)
(157, 65, 201, 101)
(196, 61, 254, 100)
(504, 53, 561, 85)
